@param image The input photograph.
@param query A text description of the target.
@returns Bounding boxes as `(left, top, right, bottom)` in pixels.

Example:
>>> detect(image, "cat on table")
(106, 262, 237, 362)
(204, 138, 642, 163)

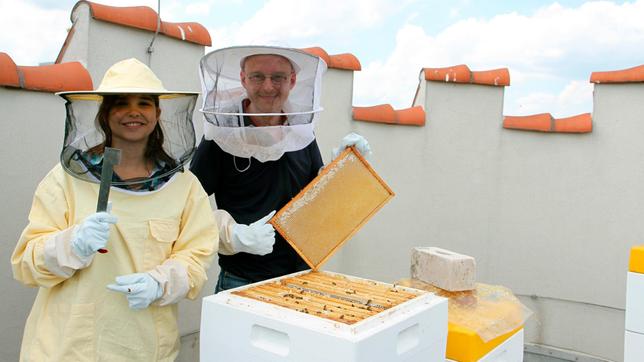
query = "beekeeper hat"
(57, 58, 198, 186)
(57, 58, 198, 98)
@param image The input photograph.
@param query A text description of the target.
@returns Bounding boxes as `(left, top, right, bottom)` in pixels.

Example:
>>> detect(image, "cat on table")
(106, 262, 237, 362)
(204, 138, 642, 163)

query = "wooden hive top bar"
(232, 271, 422, 325)
(270, 146, 394, 270)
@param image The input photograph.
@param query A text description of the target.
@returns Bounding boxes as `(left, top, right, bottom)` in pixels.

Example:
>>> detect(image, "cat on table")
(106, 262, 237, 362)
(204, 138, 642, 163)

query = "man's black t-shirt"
(190, 136, 323, 282)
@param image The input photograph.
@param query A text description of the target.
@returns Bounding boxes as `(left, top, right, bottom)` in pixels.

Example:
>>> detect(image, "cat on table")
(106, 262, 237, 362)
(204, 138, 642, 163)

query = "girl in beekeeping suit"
(11, 58, 217, 361)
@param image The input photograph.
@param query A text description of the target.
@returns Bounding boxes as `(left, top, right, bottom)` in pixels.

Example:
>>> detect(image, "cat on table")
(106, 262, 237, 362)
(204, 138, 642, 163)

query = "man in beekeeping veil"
(192, 46, 371, 292)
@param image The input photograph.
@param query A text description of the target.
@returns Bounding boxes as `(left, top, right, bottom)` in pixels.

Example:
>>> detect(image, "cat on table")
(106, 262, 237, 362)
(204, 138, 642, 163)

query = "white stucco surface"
(0, 89, 68, 361)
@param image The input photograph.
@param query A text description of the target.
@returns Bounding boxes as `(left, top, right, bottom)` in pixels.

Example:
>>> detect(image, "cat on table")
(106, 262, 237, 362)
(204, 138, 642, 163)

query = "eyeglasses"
(246, 72, 290, 86)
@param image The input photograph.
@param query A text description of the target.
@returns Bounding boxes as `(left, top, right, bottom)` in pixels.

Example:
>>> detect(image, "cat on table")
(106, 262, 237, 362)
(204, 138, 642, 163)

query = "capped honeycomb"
(270, 147, 394, 269)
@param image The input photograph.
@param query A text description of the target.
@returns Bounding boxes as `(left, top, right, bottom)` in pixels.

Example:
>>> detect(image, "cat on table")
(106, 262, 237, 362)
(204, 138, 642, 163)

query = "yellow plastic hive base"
(446, 323, 522, 362)
(630, 245, 644, 274)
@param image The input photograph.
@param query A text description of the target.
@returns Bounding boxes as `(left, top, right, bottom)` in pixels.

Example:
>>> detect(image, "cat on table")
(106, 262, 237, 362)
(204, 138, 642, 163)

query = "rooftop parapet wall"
(336, 63, 644, 361)
(72, 0, 211, 46)
(57, 0, 208, 99)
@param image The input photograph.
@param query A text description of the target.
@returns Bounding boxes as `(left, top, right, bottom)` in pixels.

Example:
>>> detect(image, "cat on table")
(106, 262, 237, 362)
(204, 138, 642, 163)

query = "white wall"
(328, 79, 644, 361)
(0, 88, 68, 362)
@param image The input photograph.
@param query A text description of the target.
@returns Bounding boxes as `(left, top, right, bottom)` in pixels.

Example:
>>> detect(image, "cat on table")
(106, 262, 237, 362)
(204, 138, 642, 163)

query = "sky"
(1, 0, 644, 117)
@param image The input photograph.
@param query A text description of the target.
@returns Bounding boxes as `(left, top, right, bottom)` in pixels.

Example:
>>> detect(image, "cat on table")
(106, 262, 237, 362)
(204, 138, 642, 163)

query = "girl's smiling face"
(107, 94, 160, 147)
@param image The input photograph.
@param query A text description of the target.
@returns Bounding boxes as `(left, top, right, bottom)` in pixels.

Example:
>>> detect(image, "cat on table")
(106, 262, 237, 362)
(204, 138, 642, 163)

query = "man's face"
(240, 55, 296, 115)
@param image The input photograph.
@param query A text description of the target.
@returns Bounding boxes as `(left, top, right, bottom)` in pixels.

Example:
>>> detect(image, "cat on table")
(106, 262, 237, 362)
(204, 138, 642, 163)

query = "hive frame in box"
(200, 270, 448, 362)
(270, 146, 395, 270)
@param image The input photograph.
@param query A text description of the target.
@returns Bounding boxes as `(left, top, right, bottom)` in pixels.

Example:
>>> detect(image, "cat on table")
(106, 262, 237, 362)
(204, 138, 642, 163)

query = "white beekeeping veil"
(199, 45, 327, 162)
(56, 58, 198, 186)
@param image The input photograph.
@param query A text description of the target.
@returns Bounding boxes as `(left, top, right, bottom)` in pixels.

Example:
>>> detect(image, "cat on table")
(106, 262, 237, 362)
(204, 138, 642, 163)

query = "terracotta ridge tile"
(19, 62, 93, 93)
(77, 1, 211, 46)
(160, 21, 212, 46)
(301, 47, 361, 70)
(503, 113, 553, 132)
(553, 113, 593, 133)
(0, 52, 20, 88)
(395, 106, 425, 126)
(471, 68, 511, 86)
(423, 65, 510, 86)
(1, 54, 93, 93)
(328, 53, 361, 71)
(300, 47, 331, 65)
(353, 104, 425, 126)
(503, 113, 592, 133)
(590, 64, 644, 84)
(424, 64, 471, 84)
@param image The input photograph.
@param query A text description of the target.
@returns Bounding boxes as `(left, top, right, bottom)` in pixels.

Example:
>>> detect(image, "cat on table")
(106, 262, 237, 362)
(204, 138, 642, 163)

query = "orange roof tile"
(160, 21, 211, 46)
(395, 106, 426, 126)
(301, 47, 331, 65)
(590, 64, 644, 84)
(0, 53, 92, 93)
(503, 113, 592, 133)
(424, 65, 510, 86)
(0, 52, 20, 87)
(554, 113, 593, 133)
(353, 104, 425, 126)
(74, 1, 211, 46)
(328, 53, 361, 71)
(20, 63, 93, 93)
(424, 64, 471, 83)
(471, 68, 511, 86)
(301, 47, 361, 71)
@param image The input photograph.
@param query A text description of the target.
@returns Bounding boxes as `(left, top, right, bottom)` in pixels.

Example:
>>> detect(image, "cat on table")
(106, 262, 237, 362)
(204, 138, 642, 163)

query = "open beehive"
(233, 270, 422, 325)
(232, 146, 400, 324)
(202, 147, 448, 362)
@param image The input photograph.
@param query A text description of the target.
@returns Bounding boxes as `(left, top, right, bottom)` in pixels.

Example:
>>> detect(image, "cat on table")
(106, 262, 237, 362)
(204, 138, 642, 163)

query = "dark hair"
(92, 94, 177, 168)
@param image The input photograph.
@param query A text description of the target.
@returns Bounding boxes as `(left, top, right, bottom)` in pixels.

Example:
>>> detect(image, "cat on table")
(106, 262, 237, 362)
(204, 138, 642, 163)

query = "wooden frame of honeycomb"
(270, 146, 395, 270)
(232, 271, 422, 325)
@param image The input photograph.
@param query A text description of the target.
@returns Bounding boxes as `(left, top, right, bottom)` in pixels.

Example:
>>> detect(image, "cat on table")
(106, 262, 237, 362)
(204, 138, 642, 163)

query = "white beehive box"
(624, 330, 644, 362)
(201, 270, 448, 362)
(626, 271, 644, 334)
(200, 147, 448, 361)
(625, 270, 644, 362)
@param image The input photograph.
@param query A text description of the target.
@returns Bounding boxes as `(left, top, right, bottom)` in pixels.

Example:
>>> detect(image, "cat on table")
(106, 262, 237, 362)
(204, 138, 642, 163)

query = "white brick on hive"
(411, 247, 476, 291)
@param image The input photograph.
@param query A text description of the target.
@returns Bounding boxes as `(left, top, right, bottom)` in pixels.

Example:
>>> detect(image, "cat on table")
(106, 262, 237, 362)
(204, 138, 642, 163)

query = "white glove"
(107, 272, 164, 310)
(332, 132, 372, 159)
(71, 212, 118, 258)
(231, 211, 276, 256)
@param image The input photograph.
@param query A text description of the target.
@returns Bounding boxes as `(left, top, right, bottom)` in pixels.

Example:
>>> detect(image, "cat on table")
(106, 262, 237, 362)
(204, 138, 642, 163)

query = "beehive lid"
(270, 146, 394, 270)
